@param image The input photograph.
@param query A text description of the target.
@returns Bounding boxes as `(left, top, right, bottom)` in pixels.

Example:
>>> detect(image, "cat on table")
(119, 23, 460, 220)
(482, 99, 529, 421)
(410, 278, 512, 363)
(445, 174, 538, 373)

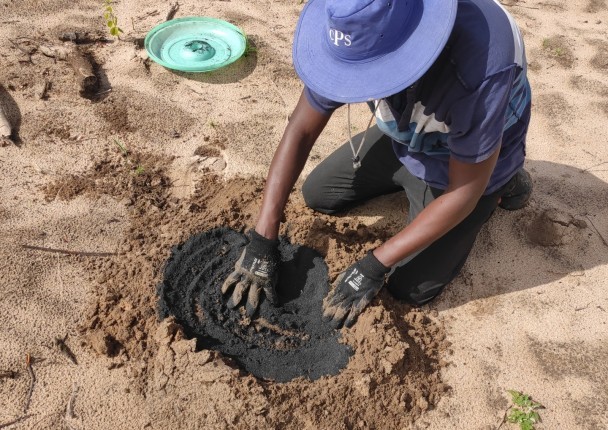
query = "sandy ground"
(1, 0, 607, 428)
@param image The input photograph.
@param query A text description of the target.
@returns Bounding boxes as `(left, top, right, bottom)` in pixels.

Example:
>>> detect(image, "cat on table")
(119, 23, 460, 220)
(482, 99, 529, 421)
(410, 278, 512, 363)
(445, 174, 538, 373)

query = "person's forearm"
(373, 187, 481, 267)
(255, 125, 317, 239)
(375, 147, 501, 267)
(255, 92, 331, 240)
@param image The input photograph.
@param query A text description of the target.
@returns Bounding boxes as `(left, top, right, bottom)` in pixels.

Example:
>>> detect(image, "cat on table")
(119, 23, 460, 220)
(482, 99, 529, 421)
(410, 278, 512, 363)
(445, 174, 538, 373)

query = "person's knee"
(386, 271, 449, 306)
(302, 176, 343, 214)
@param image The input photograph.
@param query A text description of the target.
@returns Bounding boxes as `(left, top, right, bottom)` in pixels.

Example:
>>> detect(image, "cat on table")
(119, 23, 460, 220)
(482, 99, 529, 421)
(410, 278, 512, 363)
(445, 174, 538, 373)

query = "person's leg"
(498, 168, 533, 210)
(386, 169, 504, 305)
(302, 126, 407, 214)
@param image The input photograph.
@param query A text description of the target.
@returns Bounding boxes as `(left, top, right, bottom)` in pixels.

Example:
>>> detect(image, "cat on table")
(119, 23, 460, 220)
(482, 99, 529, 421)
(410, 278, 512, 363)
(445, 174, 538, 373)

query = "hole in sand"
(157, 227, 352, 382)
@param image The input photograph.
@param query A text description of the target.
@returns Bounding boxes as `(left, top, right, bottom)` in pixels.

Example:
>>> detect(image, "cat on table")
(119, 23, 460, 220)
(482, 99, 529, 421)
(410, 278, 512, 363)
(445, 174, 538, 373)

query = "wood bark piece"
(60, 32, 109, 44)
(68, 49, 99, 98)
(38, 44, 70, 60)
(166, 2, 180, 21)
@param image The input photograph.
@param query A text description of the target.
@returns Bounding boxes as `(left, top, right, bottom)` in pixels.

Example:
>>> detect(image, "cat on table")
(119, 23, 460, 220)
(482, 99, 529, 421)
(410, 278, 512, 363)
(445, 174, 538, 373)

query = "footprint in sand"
(525, 208, 587, 246)
(193, 145, 227, 172)
(170, 145, 227, 199)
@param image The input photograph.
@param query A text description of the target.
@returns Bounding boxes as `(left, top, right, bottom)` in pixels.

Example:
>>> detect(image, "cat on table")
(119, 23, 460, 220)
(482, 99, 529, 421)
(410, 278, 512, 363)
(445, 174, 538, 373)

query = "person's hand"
(323, 251, 390, 328)
(221, 230, 280, 316)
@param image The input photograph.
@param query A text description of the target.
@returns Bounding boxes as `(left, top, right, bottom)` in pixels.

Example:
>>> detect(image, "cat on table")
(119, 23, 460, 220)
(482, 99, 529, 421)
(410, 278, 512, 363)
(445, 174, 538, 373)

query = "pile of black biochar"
(157, 227, 351, 382)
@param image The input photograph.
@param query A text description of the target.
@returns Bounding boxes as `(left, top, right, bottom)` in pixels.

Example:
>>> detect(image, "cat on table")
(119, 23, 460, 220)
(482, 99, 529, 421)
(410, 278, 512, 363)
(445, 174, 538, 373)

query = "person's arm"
(323, 147, 500, 328)
(221, 90, 331, 316)
(255, 91, 332, 239)
(373, 146, 500, 266)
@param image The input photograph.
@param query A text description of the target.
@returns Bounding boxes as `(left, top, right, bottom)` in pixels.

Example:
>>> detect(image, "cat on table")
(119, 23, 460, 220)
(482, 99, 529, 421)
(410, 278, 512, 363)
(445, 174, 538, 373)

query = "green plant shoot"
(113, 138, 128, 155)
(506, 390, 544, 430)
(103, 0, 123, 38)
(244, 34, 257, 57)
(112, 139, 145, 175)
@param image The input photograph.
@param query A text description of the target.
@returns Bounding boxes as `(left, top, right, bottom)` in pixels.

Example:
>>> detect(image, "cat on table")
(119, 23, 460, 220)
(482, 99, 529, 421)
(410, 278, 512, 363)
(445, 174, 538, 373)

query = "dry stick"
(0, 414, 33, 429)
(24, 354, 35, 413)
(136, 10, 159, 21)
(38, 80, 51, 100)
(581, 160, 608, 172)
(166, 2, 180, 21)
(268, 78, 291, 125)
(68, 50, 98, 96)
(499, 1, 540, 9)
(8, 38, 34, 63)
(21, 244, 117, 257)
(59, 32, 109, 44)
(55, 336, 78, 365)
(65, 383, 79, 429)
(513, 4, 540, 9)
(496, 405, 510, 429)
(575, 302, 592, 312)
(585, 215, 608, 248)
(0, 370, 17, 379)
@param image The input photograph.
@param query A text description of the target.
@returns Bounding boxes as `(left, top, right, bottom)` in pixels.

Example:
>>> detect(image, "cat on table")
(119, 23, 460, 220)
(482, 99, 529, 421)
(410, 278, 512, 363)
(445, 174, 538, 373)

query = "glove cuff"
(248, 229, 279, 254)
(359, 250, 391, 281)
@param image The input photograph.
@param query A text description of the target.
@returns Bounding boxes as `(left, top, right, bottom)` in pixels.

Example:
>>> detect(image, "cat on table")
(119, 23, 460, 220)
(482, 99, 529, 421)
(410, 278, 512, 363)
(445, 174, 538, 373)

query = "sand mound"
(158, 227, 352, 382)
(31, 148, 450, 427)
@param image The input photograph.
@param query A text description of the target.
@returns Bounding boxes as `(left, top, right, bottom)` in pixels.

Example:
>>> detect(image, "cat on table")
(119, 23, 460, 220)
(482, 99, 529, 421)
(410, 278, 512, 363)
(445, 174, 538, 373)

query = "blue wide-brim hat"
(293, 0, 458, 103)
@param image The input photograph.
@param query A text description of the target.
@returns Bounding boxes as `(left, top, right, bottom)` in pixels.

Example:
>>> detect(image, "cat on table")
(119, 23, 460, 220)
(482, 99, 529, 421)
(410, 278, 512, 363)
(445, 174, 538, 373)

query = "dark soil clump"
(158, 227, 352, 382)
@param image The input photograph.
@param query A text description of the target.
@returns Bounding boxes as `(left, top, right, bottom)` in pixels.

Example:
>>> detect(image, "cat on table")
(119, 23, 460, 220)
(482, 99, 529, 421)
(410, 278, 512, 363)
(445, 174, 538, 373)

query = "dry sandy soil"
(1, 0, 607, 429)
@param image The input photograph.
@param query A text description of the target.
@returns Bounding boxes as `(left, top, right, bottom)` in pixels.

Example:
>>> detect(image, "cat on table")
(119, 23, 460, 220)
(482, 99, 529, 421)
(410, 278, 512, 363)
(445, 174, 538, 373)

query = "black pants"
(302, 127, 507, 306)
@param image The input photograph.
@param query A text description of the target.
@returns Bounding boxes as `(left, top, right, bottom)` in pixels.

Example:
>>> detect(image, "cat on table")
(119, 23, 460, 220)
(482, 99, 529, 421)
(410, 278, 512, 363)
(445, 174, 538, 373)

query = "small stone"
(417, 396, 429, 411)
(88, 330, 119, 356)
(354, 375, 372, 397)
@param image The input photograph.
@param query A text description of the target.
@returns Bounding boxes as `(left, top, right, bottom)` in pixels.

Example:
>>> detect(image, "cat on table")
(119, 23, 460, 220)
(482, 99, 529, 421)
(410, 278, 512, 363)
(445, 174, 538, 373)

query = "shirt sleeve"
(304, 86, 344, 115)
(447, 66, 516, 163)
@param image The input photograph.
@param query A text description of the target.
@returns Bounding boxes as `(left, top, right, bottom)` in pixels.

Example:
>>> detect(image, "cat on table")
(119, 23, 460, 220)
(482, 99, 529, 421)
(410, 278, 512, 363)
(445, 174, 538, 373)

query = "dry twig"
(0, 414, 33, 429)
(136, 10, 159, 20)
(581, 160, 608, 172)
(24, 354, 35, 413)
(59, 32, 109, 44)
(585, 215, 608, 248)
(166, 2, 180, 21)
(8, 38, 35, 63)
(65, 383, 79, 420)
(37, 80, 51, 100)
(0, 370, 17, 379)
(21, 244, 117, 257)
(575, 302, 592, 311)
(55, 335, 78, 365)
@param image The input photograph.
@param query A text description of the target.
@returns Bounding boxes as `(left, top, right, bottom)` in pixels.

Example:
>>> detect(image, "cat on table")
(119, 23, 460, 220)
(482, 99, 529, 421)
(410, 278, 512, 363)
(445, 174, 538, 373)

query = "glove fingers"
(329, 306, 350, 329)
(227, 280, 249, 309)
(324, 282, 345, 309)
(322, 289, 344, 322)
(343, 296, 372, 328)
(262, 282, 278, 306)
(322, 300, 337, 323)
(221, 271, 242, 295)
(245, 283, 262, 317)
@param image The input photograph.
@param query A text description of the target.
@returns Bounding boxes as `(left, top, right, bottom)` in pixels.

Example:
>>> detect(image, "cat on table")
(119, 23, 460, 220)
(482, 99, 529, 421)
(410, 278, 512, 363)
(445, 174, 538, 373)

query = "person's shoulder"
(447, 0, 523, 89)
(304, 86, 343, 115)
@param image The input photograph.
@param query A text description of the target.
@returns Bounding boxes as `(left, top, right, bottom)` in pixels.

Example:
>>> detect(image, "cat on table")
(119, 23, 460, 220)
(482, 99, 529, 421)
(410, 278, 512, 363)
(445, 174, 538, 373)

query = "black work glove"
(221, 230, 280, 316)
(323, 251, 390, 329)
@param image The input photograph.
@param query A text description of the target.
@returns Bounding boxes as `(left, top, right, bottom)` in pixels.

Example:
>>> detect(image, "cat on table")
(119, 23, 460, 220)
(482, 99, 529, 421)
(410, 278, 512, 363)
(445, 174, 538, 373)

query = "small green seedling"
(103, 0, 123, 38)
(113, 138, 129, 155)
(244, 35, 257, 57)
(112, 139, 145, 175)
(506, 390, 544, 430)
